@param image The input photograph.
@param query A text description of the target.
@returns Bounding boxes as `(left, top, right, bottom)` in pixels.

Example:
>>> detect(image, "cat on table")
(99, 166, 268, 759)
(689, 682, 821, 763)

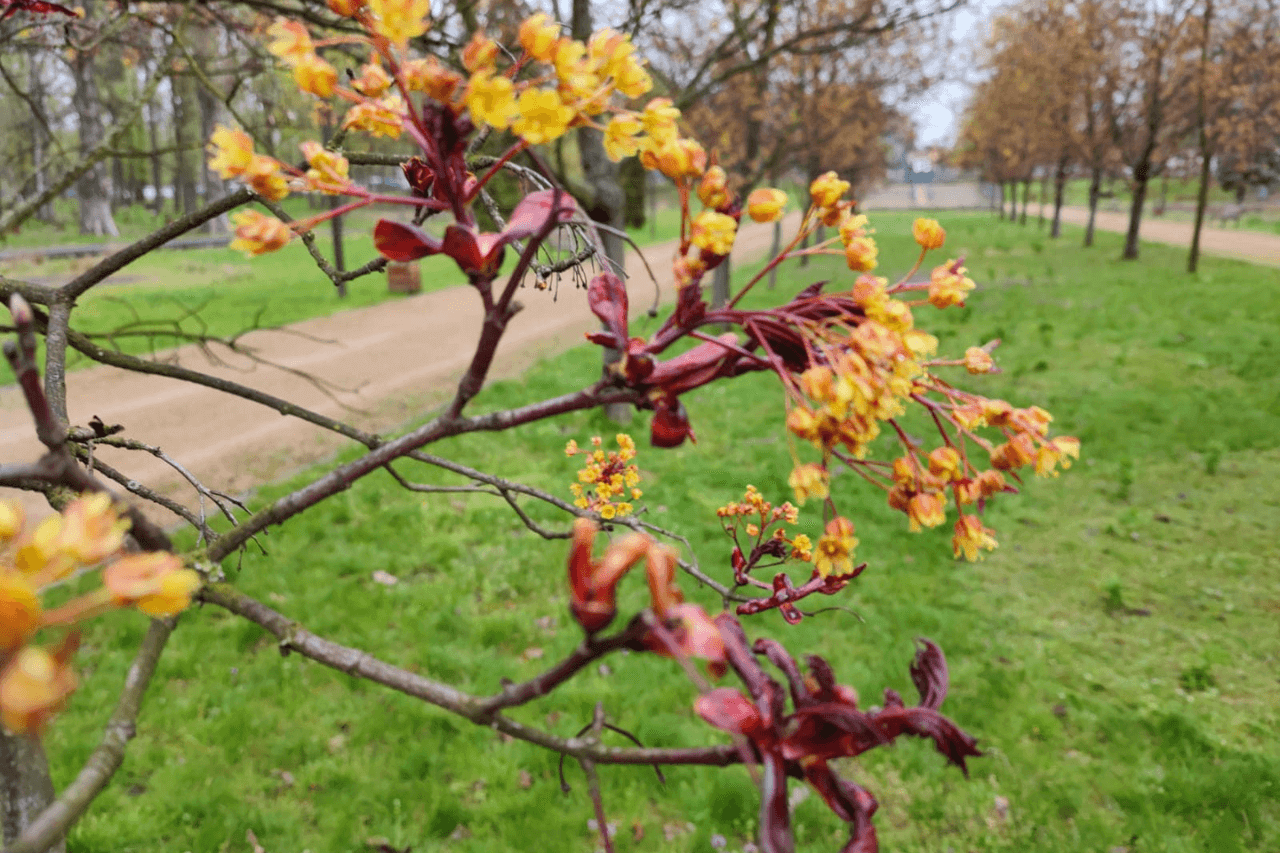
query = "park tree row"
(0, 0, 953, 252)
(954, 0, 1280, 271)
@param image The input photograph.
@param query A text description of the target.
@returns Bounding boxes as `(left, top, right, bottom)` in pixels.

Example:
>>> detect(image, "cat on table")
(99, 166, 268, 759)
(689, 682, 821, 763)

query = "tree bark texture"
(69, 3, 119, 237)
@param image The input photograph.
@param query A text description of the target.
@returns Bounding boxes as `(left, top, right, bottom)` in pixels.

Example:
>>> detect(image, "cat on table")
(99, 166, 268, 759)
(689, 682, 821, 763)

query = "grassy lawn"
(44, 212, 1280, 851)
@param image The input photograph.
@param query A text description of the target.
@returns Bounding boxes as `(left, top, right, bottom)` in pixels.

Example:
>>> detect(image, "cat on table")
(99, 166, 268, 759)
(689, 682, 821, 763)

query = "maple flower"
(929, 260, 975, 308)
(342, 95, 405, 138)
(230, 211, 292, 256)
(207, 125, 255, 179)
(789, 533, 813, 562)
(907, 492, 946, 532)
(1034, 436, 1081, 477)
(611, 54, 652, 97)
(465, 72, 517, 130)
(519, 13, 561, 61)
(0, 502, 21, 541)
(461, 31, 499, 73)
(328, 0, 363, 15)
(746, 188, 787, 223)
(366, 0, 431, 51)
(844, 236, 878, 273)
(293, 53, 339, 97)
(300, 141, 350, 193)
(696, 166, 729, 209)
(401, 57, 464, 103)
(351, 60, 393, 97)
(103, 553, 201, 616)
(691, 210, 737, 255)
(512, 88, 575, 144)
(242, 155, 290, 201)
(57, 493, 127, 565)
(266, 18, 313, 65)
(964, 346, 995, 374)
(640, 97, 680, 145)
(0, 645, 76, 734)
(603, 115, 642, 161)
(927, 446, 963, 482)
(952, 514, 997, 561)
(0, 572, 41, 652)
(912, 217, 946, 250)
(809, 171, 850, 209)
(787, 463, 829, 505)
(813, 517, 857, 578)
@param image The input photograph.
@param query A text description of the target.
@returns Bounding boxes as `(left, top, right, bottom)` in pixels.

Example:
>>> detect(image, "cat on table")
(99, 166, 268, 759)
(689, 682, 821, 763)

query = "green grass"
(43, 212, 1280, 851)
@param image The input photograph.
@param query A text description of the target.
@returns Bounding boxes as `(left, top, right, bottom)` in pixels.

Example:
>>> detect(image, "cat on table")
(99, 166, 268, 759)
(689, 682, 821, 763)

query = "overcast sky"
(905, 0, 1006, 148)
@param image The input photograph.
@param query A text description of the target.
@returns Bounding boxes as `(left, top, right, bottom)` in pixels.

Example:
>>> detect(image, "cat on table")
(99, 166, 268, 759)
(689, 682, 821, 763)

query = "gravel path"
(0, 215, 797, 524)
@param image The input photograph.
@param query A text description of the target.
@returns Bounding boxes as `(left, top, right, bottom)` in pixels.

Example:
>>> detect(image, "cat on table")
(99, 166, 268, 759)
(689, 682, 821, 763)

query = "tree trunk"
(28, 57, 54, 223)
(1123, 159, 1151, 260)
(146, 100, 164, 214)
(1085, 167, 1101, 248)
(171, 75, 197, 217)
(1037, 174, 1047, 228)
(573, 0, 629, 423)
(195, 27, 228, 233)
(1019, 180, 1029, 225)
(1051, 155, 1068, 238)
(69, 4, 120, 237)
(711, 259, 731, 309)
(1188, 0, 1215, 274)
(767, 219, 782, 289)
(0, 732, 64, 852)
(997, 181, 1006, 219)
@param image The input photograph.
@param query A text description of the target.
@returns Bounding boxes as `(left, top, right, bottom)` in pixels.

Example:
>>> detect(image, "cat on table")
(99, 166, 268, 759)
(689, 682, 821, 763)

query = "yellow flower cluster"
(566, 434, 642, 519)
(0, 496, 200, 732)
(714, 486, 809, 563)
(207, 125, 289, 201)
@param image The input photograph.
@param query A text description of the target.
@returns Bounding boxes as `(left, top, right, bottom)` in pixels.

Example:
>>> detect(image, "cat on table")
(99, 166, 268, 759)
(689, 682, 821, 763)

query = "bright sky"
(907, 0, 1006, 148)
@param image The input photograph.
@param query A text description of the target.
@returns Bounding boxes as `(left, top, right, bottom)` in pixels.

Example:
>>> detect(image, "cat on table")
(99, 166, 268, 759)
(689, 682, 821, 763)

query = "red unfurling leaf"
(650, 397, 694, 448)
(645, 333, 739, 394)
(909, 638, 948, 710)
(694, 688, 764, 737)
(587, 272, 629, 348)
(640, 603, 728, 677)
(868, 705, 982, 777)
(502, 189, 577, 241)
(2, 0, 77, 17)
(373, 219, 442, 261)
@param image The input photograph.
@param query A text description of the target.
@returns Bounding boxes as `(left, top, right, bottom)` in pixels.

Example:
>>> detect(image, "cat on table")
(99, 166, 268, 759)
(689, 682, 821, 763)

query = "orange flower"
(519, 13, 561, 62)
(230, 211, 292, 256)
(401, 57, 464, 104)
(746, 188, 787, 223)
(912, 218, 946, 250)
(691, 210, 737, 255)
(928, 261, 975, 308)
(461, 31, 499, 73)
(351, 60, 392, 97)
(512, 88, 575, 144)
(293, 54, 338, 97)
(0, 644, 77, 734)
(266, 18, 313, 64)
(787, 463, 829, 505)
(844, 236, 878, 272)
(342, 95, 405, 138)
(328, 0, 363, 15)
(927, 446, 963, 482)
(57, 493, 127, 565)
(952, 514, 997, 561)
(207, 125, 255, 179)
(300, 141, 350, 192)
(906, 492, 946, 532)
(813, 517, 857, 578)
(243, 155, 290, 201)
(103, 553, 201, 616)
(696, 166, 729, 209)
(964, 346, 994, 374)
(366, 0, 431, 50)
(0, 573, 41, 652)
(809, 171, 850, 209)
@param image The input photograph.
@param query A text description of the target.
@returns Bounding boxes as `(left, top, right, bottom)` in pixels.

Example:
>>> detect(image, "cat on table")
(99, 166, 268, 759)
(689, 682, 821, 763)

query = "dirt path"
(0, 215, 798, 525)
(1056, 206, 1280, 267)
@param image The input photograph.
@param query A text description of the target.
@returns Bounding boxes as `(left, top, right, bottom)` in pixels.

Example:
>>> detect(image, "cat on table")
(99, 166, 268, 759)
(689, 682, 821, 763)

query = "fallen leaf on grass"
(371, 570, 399, 586)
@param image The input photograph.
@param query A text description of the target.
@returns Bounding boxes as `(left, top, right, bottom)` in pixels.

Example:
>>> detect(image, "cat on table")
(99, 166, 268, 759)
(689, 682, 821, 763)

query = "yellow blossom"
(927, 446, 963, 482)
(401, 57, 464, 104)
(928, 261, 975, 308)
(612, 55, 652, 97)
(912, 218, 946, 250)
(352, 60, 393, 97)
(103, 553, 201, 616)
(603, 115, 642, 161)
(790, 533, 813, 562)
(787, 463, 829, 505)
(207, 125, 255, 179)
(844, 236, 878, 272)
(746, 188, 787, 223)
(809, 171, 850, 209)
(243, 155, 290, 201)
(838, 213, 871, 245)
(293, 53, 339, 97)
(229, 211, 292, 256)
(0, 502, 22, 542)
(952, 515, 997, 561)
(0, 573, 41, 652)
(300, 141, 350, 193)
(519, 13, 561, 61)
(58, 493, 126, 565)
(697, 166, 729, 209)
(1034, 436, 1081, 477)
(366, 0, 431, 50)
(462, 31, 499, 73)
(465, 72, 517, 130)
(814, 517, 857, 578)
(266, 18, 313, 65)
(640, 98, 680, 145)
(342, 95, 405, 138)
(0, 646, 76, 734)
(906, 492, 946, 532)
(512, 87, 575, 144)
(964, 347, 994, 374)
(691, 210, 736, 255)
(328, 0, 363, 15)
